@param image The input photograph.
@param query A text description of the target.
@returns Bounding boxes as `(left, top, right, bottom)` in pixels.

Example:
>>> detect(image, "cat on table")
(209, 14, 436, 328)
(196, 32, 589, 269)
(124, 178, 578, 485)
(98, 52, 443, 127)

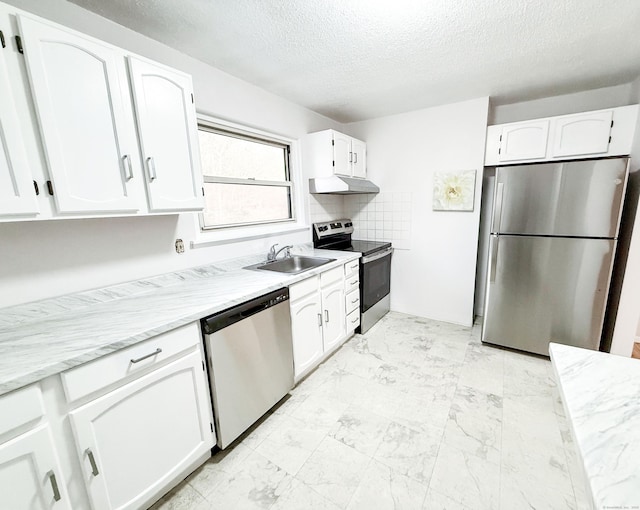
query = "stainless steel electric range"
(313, 219, 393, 333)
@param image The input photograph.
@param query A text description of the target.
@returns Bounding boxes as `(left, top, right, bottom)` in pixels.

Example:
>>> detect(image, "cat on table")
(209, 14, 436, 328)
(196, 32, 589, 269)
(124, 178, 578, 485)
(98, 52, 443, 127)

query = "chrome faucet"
(267, 243, 293, 261)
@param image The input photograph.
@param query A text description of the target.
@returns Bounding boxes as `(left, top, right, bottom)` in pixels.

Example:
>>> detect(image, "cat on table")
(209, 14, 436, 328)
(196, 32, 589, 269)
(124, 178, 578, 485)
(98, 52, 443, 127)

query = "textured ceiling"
(68, 0, 640, 123)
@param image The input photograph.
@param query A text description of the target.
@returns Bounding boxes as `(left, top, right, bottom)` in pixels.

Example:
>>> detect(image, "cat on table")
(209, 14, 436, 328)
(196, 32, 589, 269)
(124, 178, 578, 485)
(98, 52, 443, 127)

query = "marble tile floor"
(151, 312, 589, 510)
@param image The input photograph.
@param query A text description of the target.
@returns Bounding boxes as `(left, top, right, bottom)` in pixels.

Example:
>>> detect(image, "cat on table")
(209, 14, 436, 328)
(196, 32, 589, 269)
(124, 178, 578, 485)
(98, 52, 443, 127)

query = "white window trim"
(191, 114, 308, 248)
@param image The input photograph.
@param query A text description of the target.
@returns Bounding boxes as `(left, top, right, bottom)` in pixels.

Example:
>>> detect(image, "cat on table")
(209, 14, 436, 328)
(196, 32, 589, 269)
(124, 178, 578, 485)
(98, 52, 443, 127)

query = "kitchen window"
(198, 123, 294, 230)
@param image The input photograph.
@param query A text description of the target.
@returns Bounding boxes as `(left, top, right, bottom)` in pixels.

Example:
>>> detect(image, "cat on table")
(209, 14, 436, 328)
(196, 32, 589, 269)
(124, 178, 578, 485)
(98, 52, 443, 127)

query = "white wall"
(491, 83, 635, 124)
(346, 97, 490, 326)
(0, 0, 343, 307)
(610, 76, 640, 356)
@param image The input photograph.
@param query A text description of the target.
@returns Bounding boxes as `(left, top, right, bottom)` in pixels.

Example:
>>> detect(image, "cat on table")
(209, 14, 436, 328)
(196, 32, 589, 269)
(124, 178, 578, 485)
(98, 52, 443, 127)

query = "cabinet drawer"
(289, 275, 319, 301)
(346, 288, 360, 315)
(346, 309, 360, 331)
(345, 273, 360, 292)
(320, 266, 343, 286)
(344, 260, 359, 277)
(0, 385, 44, 439)
(61, 322, 200, 403)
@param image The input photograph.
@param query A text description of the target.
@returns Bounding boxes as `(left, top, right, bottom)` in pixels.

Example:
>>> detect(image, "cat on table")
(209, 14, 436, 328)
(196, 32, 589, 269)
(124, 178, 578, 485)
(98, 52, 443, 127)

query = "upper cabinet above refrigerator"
(485, 105, 639, 166)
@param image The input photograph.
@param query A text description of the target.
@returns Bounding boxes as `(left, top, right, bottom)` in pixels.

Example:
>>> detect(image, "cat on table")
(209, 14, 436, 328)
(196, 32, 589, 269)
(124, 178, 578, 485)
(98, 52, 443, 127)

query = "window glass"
(198, 125, 293, 229)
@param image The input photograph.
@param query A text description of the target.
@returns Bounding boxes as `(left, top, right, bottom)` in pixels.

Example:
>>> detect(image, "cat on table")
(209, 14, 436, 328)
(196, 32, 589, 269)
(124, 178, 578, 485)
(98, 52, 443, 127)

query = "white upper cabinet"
(128, 57, 204, 212)
(551, 110, 612, 158)
(351, 137, 367, 178)
(0, 39, 39, 216)
(485, 105, 639, 166)
(17, 15, 141, 214)
(304, 129, 368, 179)
(498, 120, 549, 162)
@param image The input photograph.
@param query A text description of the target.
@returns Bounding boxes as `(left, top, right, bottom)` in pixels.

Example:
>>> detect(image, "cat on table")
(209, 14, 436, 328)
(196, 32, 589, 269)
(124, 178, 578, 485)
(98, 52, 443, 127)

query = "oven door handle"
(362, 247, 393, 264)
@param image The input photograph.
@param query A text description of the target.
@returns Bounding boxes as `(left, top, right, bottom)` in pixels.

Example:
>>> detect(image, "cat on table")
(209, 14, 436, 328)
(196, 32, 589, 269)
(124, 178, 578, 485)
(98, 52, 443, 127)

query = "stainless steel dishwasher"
(201, 287, 293, 449)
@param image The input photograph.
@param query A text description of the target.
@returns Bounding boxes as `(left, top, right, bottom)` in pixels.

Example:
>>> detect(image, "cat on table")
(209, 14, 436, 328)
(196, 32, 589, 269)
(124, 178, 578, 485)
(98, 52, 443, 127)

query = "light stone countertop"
(0, 246, 360, 397)
(549, 343, 640, 510)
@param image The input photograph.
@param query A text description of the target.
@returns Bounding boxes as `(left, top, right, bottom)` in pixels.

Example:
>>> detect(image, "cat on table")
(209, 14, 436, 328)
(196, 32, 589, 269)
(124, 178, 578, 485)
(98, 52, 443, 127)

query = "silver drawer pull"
(351, 299, 358, 304)
(48, 471, 61, 501)
(130, 348, 162, 364)
(351, 317, 359, 324)
(86, 448, 100, 476)
(324, 310, 329, 323)
(350, 281, 358, 285)
(317, 313, 322, 327)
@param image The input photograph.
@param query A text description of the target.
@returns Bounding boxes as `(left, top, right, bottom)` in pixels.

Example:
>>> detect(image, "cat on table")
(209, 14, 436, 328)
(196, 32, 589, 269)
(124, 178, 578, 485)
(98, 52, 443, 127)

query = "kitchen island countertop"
(549, 343, 640, 510)
(0, 246, 360, 397)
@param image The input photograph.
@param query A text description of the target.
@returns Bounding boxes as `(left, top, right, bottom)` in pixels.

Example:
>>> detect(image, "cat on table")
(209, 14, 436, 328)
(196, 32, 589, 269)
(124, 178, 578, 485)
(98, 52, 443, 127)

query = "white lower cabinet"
(290, 290, 324, 377)
(290, 262, 358, 381)
(68, 349, 212, 510)
(0, 425, 70, 509)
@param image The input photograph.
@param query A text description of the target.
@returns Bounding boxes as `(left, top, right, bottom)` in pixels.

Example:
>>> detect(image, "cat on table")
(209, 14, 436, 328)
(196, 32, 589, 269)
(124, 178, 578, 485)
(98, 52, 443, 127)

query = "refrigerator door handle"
(492, 183, 504, 233)
(489, 235, 499, 283)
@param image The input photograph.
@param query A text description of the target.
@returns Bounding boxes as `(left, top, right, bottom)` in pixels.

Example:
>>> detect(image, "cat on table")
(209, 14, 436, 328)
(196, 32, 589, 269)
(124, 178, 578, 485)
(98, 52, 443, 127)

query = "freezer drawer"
(494, 159, 627, 238)
(482, 235, 616, 355)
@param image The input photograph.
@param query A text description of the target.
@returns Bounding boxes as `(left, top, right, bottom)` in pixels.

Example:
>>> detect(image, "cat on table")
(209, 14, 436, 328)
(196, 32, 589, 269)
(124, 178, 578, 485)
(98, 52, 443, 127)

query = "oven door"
(360, 247, 393, 312)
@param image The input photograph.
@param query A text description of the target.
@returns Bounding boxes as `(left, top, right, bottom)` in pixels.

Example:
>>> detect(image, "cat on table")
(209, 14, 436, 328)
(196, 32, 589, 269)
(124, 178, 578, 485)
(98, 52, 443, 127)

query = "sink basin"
(247, 256, 335, 274)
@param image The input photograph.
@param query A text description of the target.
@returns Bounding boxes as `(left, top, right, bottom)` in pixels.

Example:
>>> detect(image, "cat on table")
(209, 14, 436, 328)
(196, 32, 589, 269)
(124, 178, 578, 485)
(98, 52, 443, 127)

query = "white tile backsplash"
(309, 194, 345, 224)
(344, 192, 412, 250)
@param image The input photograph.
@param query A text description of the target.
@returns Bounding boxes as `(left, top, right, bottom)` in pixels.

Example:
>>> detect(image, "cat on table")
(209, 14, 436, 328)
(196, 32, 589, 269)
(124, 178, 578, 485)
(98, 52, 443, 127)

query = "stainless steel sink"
(246, 256, 335, 274)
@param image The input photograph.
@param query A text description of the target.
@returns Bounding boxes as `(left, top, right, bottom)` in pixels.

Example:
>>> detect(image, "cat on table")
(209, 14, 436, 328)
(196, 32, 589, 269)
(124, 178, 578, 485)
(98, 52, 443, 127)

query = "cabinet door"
(0, 426, 71, 510)
(351, 138, 366, 178)
(69, 350, 213, 510)
(0, 43, 39, 216)
(333, 131, 352, 177)
(18, 15, 140, 214)
(551, 110, 613, 158)
(498, 120, 549, 162)
(321, 279, 346, 352)
(290, 291, 324, 379)
(128, 57, 204, 212)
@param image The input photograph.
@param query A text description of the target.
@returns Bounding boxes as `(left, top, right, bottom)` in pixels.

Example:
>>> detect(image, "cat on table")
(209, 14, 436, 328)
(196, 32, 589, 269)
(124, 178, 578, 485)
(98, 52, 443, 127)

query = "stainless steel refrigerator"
(482, 158, 629, 356)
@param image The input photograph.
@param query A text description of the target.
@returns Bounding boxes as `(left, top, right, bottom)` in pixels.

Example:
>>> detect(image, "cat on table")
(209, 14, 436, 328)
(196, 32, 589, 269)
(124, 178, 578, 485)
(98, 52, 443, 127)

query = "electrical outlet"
(175, 239, 185, 254)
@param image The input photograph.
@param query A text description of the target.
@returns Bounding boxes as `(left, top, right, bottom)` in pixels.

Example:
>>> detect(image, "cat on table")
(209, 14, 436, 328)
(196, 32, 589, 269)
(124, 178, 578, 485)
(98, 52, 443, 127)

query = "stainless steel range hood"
(309, 176, 380, 194)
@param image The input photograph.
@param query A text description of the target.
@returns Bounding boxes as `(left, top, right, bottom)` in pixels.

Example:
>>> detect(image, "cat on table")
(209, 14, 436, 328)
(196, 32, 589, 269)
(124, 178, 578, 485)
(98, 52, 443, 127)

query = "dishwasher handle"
(201, 287, 289, 334)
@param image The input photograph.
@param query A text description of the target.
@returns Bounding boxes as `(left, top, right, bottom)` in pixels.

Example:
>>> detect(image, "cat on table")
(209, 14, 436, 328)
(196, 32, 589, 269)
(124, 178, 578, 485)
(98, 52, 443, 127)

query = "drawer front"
(344, 259, 360, 277)
(346, 309, 360, 331)
(346, 288, 360, 315)
(320, 266, 344, 287)
(62, 322, 200, 403)
(0, 384, 44, 439)
(345, 273, 360, 293)
(289, 275, 319, 301)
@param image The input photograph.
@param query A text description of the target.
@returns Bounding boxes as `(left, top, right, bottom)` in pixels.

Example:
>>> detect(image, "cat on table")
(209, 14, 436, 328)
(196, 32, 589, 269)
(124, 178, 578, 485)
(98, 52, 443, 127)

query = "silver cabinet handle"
(130, 348, 162, 364)
(317, 313, 322, 327)
(349, 263, 358, 271)
(86, 448, 99, 476)
(349, 152, 353, 163)
(351, 298, 358, 304)
(324, 310, 329, 323)
(350, 280, 358, 286)
(122, 154, 134, 181)
(351, 317, 359, 324)
(354, 153, 358, 164)
(48, 471, 61, 501)
(147, 156, 157, 182)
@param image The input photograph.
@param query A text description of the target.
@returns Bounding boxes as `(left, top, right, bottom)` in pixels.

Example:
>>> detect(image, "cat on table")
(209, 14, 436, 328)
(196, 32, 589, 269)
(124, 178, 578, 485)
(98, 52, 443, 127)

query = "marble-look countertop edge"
(0, 250, 360, 397)
(549, 343, 640, 510)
